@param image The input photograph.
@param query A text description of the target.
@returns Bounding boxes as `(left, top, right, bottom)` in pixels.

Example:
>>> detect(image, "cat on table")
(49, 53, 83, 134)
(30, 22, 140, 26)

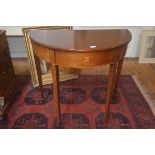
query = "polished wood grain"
(29, 29, 132, 126)
(30, 29, 131, 52)
(105, 63, 117, 122)
(0, 30, 16, 117)
(51, 64, 61, 126)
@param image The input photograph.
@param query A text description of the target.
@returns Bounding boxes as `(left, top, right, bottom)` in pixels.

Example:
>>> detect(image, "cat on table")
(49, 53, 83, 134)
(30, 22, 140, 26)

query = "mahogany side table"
(29, 29, 132, 126)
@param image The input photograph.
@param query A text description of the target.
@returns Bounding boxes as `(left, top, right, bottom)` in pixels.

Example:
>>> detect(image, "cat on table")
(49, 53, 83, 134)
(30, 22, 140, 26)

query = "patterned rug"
(0, 75, 155, 129)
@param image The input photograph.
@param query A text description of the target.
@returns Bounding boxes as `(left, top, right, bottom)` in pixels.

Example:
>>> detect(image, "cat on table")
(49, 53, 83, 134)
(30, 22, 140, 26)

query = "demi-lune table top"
(29, 29, 132, 52)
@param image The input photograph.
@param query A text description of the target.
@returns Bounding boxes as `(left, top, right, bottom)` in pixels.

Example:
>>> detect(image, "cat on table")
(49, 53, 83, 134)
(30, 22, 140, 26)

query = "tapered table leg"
(34, 54, 44, 98)
(113, 59, 124, 94)
(51, 64, 61, 127)
(104, 63, 117, 122)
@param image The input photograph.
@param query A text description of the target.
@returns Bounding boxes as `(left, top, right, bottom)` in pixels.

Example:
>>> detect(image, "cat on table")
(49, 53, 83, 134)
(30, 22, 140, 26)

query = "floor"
(12, 58, 155, 108)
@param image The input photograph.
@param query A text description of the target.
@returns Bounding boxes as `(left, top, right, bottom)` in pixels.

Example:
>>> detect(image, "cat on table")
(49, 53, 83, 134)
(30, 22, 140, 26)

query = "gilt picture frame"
(22, 26, 78, 87)
(139, 30, 155, 63)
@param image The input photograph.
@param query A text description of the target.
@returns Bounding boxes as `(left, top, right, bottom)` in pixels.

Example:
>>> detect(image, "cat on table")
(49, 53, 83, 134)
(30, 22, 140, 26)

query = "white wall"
(0, 26, 27, 57)
(7, 37, 27, 57)
(0, 26, 154, 58)
(0, 26, 24, 36)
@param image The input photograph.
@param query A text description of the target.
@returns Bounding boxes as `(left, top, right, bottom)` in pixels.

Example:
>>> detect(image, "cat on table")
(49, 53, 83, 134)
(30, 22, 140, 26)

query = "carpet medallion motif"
(0, 75, 155, 129)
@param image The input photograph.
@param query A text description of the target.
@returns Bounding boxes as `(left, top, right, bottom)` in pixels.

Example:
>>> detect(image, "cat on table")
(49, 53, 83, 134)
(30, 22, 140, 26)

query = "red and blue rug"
(0, 75, 155, 129)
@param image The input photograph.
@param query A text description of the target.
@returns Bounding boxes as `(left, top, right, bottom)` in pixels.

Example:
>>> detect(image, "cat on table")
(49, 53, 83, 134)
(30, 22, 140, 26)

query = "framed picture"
(139, 30, 155, 63)
(23, 26, 78, 87)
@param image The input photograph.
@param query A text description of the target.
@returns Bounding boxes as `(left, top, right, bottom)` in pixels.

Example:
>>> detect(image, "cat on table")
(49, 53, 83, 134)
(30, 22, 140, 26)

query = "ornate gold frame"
(22, 26, 78, 87)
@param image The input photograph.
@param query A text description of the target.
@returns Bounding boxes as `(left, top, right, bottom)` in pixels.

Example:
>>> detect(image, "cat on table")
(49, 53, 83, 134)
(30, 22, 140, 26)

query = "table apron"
(55, 48, 126, 68)
(32, 41, 127, 67)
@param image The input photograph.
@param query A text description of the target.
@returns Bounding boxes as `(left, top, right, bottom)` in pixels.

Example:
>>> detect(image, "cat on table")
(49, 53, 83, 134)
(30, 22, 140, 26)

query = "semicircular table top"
(29, 29, 132, 52)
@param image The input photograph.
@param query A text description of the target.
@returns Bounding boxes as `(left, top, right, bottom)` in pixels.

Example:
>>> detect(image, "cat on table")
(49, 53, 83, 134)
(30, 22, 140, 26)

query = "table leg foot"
(104, 115, 109, 123)
(55, 118, 63, 128)
(41, 92, 44, 99)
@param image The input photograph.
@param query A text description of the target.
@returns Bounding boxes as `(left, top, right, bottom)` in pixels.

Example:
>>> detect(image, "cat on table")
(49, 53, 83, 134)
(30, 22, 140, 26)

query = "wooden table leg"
(51, 64, 61, 127)
(34, 54, 44, 98)
(104, 63, 117, 122)
(113, 58, 124, 94)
